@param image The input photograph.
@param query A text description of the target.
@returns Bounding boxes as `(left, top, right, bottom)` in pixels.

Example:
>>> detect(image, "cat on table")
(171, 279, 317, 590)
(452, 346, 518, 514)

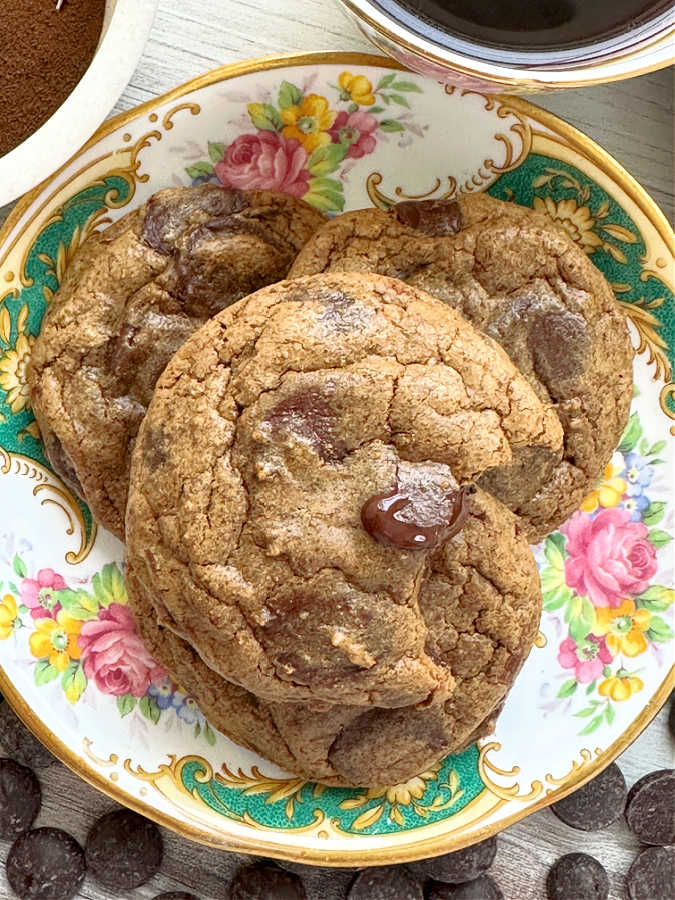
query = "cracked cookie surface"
(28, 184, 326, 539)
(129, 485, 541, 786)
(289, 194, 634, 541)
(125, 272, 552, 711)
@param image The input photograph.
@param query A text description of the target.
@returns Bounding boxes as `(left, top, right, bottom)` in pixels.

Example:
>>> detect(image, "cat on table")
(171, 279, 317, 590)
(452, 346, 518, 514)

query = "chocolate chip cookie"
(289, 194, 634, 542)
(28, 185, 326, 539)
(129, 483, 541, 786)
(125, 271, 550, 713)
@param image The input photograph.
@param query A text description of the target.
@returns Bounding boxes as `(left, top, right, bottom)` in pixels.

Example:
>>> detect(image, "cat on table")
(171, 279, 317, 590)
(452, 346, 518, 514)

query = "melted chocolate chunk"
(362, 483, 472, 550)
(86, 808, 163, 889)
(267, 387, 345, 462)
(6, 828, 85, 900)
(230, 862, 307, 899)
(0, 758, 41, 839)
(142, 184, 247, 254)
(395, 199, 463, 236)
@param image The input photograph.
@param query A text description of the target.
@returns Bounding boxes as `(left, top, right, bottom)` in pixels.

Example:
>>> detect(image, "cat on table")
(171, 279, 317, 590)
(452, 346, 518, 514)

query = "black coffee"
(376, 0, 670, 50)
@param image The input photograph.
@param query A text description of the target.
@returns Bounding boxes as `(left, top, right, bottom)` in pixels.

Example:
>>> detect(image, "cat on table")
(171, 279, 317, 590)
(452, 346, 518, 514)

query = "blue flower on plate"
(171, 692, 204, 725)
(622, 493, 650, 522)
(622, 452, 653, 498)
(147, 678, 175, 710)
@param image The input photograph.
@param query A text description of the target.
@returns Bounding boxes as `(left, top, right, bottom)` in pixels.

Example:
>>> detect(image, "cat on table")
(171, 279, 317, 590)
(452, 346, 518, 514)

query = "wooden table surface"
(0, 1, 673, 898)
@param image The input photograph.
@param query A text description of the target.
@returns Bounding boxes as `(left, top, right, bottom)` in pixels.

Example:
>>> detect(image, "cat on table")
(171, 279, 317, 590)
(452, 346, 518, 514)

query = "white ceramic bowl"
(0, 0, 158, 207)
(339, 0, 675, 92)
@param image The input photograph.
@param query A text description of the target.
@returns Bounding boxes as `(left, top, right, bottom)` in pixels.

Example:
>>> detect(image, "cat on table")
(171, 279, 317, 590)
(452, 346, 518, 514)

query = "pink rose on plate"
(558, 634, 612, 683)
(214, 132, 310, 197)
(79, 604, 165, 697)
(562, 508, 658, 608)
(21, 569, 67, 621)
(330, 111, 378, 159)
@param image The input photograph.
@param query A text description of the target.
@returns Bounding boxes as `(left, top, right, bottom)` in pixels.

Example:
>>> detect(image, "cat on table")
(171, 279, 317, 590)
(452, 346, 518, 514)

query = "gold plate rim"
(0, 51, 673, 866)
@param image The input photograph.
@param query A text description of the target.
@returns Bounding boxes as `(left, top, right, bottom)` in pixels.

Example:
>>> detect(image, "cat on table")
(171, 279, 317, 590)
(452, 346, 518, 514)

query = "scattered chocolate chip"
(551, 762, 626, 831)
(86, 808, 163, 889)
(0, 758, 41, 839)
(395, 199, 463, 236)
(153, 894, 200, 900)
(407, 837, 497, 884)
(348, 866, 423, 899)
(6, 827, 85, 900)
(625, 769, 675, 845)
(546, 853, 609, 900)
(626, 845, 675, 900)
(0, 698, 56, 768)
(230, 862, 307, 899)
(427, 874, 504, 899)
(362, 483, 472, 551)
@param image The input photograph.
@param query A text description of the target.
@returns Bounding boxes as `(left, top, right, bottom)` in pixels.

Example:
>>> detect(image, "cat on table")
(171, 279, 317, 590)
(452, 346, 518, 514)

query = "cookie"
(129, 482, 540, 785)
(290, 194, 633, 541)
(126, 272, 549, 713)
(29, 184, 326, 539)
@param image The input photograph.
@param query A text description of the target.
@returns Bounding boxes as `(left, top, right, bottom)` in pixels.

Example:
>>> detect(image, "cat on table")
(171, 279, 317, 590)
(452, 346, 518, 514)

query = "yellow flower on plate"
(580, 461, 627, 513)
(281, 94, 336, 153)
(0, 594, 18, 640)
(29, 610, 82, 672)
(0, 332, 35, 414)
(338, 72, 376, 106)
(599, 671, 644, 701)
(533, 196, 603, 254)
(595, 598, 651, 657)
(364, 767, 440, 806)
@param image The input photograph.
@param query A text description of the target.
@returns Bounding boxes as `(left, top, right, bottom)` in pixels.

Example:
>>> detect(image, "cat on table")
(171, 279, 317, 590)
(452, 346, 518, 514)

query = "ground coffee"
(0, 0, 106, 157)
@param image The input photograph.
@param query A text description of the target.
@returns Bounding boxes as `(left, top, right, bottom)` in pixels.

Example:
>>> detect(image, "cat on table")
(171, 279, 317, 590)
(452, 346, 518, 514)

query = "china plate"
(0, 53, 673, 865)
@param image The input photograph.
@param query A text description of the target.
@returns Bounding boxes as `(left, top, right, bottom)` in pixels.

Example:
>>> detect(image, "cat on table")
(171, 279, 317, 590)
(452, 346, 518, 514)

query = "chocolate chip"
(0, 758, 41, 839)
(277, 861, 355, 900)
(625, 769, 675, 845)
(86, 808, 163, 889)
(143, 184, 247, 254)
(427, 874, 504, 899)
(407, 837, 497, 884)
(395, 199, 463, 236)
(546, 853, 609, 900)
(153, 894, 200, 900)
(551, 762, 626, 831)
(362, 483, 472, 550)
(230, 862, 306, 899)
(626, 845, 675, 900)
(348, 866, 423, 899)
(0, 698, 56, 768)
(6, 828, 85, 900)
(267, 387, 346, 462)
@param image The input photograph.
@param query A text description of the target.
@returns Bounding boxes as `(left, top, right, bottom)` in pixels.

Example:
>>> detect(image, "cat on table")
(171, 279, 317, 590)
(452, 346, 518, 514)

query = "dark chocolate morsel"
(277, 861, 355, 900)
(546, 853, 609, 900)
(0, 698, 56, 768)
(348, 866, 423, 899)
(230, 862, 307, 899)
(625, 769, 675, 845)
(428, 874, 504, 900)
(395, 199, 463, 236)
(551, 762, 626, 831)
(86, 808, 163, 889)
(6, 828, 85, 900)
(153, 894, 200, 900)
(361, 484, 472, 550)
(407, 836, 497, 884)
(0, 758, 41, 839)
(626, 846, 675, 900)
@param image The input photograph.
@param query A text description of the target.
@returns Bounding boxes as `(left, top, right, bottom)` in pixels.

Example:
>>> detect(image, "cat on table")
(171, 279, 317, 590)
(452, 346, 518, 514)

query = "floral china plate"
(0, 53, 673, 865)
